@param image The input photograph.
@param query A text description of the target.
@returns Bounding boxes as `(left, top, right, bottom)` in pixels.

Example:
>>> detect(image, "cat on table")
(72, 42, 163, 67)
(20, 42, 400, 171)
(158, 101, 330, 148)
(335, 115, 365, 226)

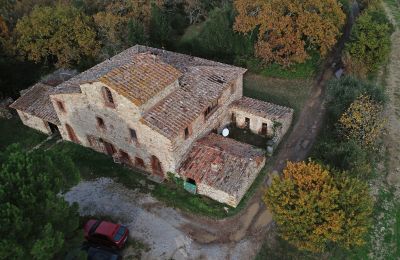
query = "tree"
(149, 4, 173, 47)
(0, 144, 80, 259)
(188, 4, 254, 63)
(15, 4, 99, 67)
(127, 19, 147, 46)
(338, 95, 385, 147)
(264, 161, 373, 253)
(233, 0, 346, 66)
(326, 76, 386, 121)
(344, 5, 393, 77)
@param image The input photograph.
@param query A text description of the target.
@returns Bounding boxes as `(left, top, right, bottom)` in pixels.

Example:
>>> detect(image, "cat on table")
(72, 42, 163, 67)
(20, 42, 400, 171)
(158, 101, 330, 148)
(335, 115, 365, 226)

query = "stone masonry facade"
(10, 45, 293, 207)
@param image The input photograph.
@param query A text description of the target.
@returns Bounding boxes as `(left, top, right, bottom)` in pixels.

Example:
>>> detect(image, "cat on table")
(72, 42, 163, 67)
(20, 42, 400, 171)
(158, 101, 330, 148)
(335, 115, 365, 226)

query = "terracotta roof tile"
(230, 97, 293, 120)
(179, 133, 265, 196)
(100, 53, 182, 106)
(10, 83, 60, 125)
(142, 66, 243, 139)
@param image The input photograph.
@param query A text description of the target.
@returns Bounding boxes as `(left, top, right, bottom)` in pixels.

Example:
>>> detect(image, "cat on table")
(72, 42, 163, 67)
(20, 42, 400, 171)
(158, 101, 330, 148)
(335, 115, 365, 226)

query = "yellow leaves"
(233, 0, 345, 66)
(264, 161, 373, 253)
(338, 94, 385, 147)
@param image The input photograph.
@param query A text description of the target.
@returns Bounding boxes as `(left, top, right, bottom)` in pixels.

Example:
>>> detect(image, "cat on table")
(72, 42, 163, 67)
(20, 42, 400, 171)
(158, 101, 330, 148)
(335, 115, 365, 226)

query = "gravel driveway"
(64, 178, 254, 260)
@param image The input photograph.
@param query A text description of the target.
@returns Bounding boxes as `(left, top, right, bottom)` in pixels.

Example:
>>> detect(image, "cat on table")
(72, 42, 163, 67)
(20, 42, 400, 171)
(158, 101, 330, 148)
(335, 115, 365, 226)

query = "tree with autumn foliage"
(233, 0, 346, 66)
(338, 94, 385, 147)
(264, 161, 373, 253)
(15, 4, 99, 67)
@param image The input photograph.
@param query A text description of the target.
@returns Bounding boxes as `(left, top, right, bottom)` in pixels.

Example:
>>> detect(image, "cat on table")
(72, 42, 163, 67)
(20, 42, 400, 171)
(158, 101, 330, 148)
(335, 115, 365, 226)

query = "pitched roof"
(141, 66, 243, 139)
(9, 83, 60, 125)
(99, 53, 182, 106)
(230, 97, 293, 120)
(179, 133, 265, 196)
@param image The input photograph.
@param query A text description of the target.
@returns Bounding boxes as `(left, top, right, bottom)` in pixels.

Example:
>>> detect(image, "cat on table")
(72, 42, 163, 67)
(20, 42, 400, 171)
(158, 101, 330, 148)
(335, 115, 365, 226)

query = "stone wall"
(16, 110, 52, 134)
(231, 108, 293, 145)
(50, 82, 176, 176)
(196, 157, 265, 208)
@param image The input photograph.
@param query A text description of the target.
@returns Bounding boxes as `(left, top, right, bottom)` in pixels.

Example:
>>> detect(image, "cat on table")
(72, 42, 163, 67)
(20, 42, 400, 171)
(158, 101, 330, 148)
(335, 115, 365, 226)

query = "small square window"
(184, 127, 190, 139)
(129, 128, 137, 142)
(96, 116, 105, 129)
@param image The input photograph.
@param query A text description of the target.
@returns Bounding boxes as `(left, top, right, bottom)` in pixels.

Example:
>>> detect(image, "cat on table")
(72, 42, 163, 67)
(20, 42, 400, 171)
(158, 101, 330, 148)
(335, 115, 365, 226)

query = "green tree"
(0, 144, 80, 259)
(264, 161, 373, 253)
(15, 4, 99, 67)
(127, 18, 147, 46)
(196, 4, 254, 61)
(149, 4, 173, 47)
(344, 5, 393, 77)
(326, 76, 385, 121)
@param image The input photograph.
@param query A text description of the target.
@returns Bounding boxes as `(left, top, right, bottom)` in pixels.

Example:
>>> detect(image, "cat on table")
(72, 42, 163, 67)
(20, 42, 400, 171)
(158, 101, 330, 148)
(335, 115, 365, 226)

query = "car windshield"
(113, 226, 126, 241)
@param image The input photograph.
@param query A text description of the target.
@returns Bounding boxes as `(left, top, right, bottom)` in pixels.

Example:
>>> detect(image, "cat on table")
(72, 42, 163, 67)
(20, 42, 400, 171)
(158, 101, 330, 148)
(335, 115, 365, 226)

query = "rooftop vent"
(208, 74, 226, 84)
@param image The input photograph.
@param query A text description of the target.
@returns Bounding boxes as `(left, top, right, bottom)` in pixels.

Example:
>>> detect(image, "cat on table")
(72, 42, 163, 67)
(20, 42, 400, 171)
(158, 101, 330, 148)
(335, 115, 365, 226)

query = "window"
(65, 123, 79, 143)
(56, 100, 66, 113)
(135, 157, 145, 168)
(184, 126, 191, 140)
(230, 83, 235, 94)
(129, 128, 137, 142)
(204, 100, 218, 119)
(96, 116, 105, 129)
(102, 86, 115, 108)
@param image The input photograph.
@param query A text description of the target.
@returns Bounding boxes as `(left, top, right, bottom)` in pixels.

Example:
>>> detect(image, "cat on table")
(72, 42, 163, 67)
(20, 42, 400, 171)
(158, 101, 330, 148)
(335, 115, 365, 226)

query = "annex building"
(10, 45, 293, 207)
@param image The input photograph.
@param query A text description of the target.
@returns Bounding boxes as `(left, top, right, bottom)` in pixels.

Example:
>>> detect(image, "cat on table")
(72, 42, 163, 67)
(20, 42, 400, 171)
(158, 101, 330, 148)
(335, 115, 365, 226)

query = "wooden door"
(103, 141, 116, 156)
(261, 123, 268, 135)
(151, 155, 163, 177)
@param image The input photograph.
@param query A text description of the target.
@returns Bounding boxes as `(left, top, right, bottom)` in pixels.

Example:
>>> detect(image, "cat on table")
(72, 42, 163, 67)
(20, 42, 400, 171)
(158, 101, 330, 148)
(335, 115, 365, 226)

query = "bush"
(326, 76, 385, 121)
(178, 4, 255, 63)
(313, 139, 373, 178)
(343, 5, 394, 78)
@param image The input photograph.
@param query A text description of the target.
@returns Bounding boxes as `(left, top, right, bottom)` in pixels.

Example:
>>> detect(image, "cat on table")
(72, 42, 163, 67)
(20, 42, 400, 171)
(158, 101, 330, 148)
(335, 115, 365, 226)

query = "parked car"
(84, 219, 129, 249)
(86, 245, 122, 260)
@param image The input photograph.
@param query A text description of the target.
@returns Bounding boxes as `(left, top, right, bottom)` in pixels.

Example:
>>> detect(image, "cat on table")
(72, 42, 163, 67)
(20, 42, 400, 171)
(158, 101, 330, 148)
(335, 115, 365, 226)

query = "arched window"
(102, 87, 115, 108)
(65, 123, 79, 143)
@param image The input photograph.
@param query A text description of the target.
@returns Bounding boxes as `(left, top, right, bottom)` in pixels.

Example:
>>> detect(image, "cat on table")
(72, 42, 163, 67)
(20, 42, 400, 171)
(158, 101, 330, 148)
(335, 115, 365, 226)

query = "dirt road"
(65, 9, 356, 260)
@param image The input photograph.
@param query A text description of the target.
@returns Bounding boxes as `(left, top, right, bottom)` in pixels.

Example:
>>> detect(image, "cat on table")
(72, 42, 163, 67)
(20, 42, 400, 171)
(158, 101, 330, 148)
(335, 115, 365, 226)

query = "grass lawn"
(0, 117, 47, 150)
(243, 73, 314, 121)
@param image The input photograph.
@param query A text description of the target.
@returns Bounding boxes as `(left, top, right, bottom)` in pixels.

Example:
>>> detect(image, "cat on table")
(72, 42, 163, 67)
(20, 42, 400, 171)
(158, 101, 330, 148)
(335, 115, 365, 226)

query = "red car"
(84, 219, 129, 249)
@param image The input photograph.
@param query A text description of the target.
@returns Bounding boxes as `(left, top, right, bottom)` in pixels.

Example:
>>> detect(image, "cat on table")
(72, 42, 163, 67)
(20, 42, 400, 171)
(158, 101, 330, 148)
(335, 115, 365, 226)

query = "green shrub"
(313, 139, 373, 178)
(326, 76, 386, 121)
(178, 4, 255, 63)
(344, 5, 394, 77)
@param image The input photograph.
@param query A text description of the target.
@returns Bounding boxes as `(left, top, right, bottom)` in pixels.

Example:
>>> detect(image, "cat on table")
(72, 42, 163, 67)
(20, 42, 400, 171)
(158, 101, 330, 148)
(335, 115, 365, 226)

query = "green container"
(184, 181, 197, 194)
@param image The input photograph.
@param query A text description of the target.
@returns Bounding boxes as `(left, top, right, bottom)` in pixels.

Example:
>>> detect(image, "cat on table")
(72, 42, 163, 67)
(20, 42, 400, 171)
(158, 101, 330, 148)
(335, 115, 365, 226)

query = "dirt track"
(65, 8, 356, 259)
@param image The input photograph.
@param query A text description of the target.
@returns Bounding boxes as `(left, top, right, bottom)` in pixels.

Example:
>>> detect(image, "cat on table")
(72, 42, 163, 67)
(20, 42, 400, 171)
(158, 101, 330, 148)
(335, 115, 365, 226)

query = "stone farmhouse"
(10, 45, 293, 207)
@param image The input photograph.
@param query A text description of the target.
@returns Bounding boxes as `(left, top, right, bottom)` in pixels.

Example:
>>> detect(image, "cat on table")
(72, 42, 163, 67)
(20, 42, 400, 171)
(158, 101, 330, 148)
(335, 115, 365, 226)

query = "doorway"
(102, 140, 116, 156)
(47, 122, 59, 134)
(261, 123, 268, 135)
(245, 117, 250, 129)
(151, 155, 163, 177)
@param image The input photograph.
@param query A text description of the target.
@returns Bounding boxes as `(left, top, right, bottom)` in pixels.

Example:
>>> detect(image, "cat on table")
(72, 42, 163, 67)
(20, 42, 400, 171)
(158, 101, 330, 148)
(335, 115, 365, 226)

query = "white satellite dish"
(222, 128, 229, 137)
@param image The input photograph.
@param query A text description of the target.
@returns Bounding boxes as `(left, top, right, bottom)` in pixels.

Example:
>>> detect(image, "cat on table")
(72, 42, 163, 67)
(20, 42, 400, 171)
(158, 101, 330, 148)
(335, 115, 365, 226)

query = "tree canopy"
(15, 4, 99, 67)
(0, 144, 80, 259)
(344, 5, 393, 77)
(338, 94, 385, 147)
(264, 161, 373, 253)
(233, 0, 346, 66)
